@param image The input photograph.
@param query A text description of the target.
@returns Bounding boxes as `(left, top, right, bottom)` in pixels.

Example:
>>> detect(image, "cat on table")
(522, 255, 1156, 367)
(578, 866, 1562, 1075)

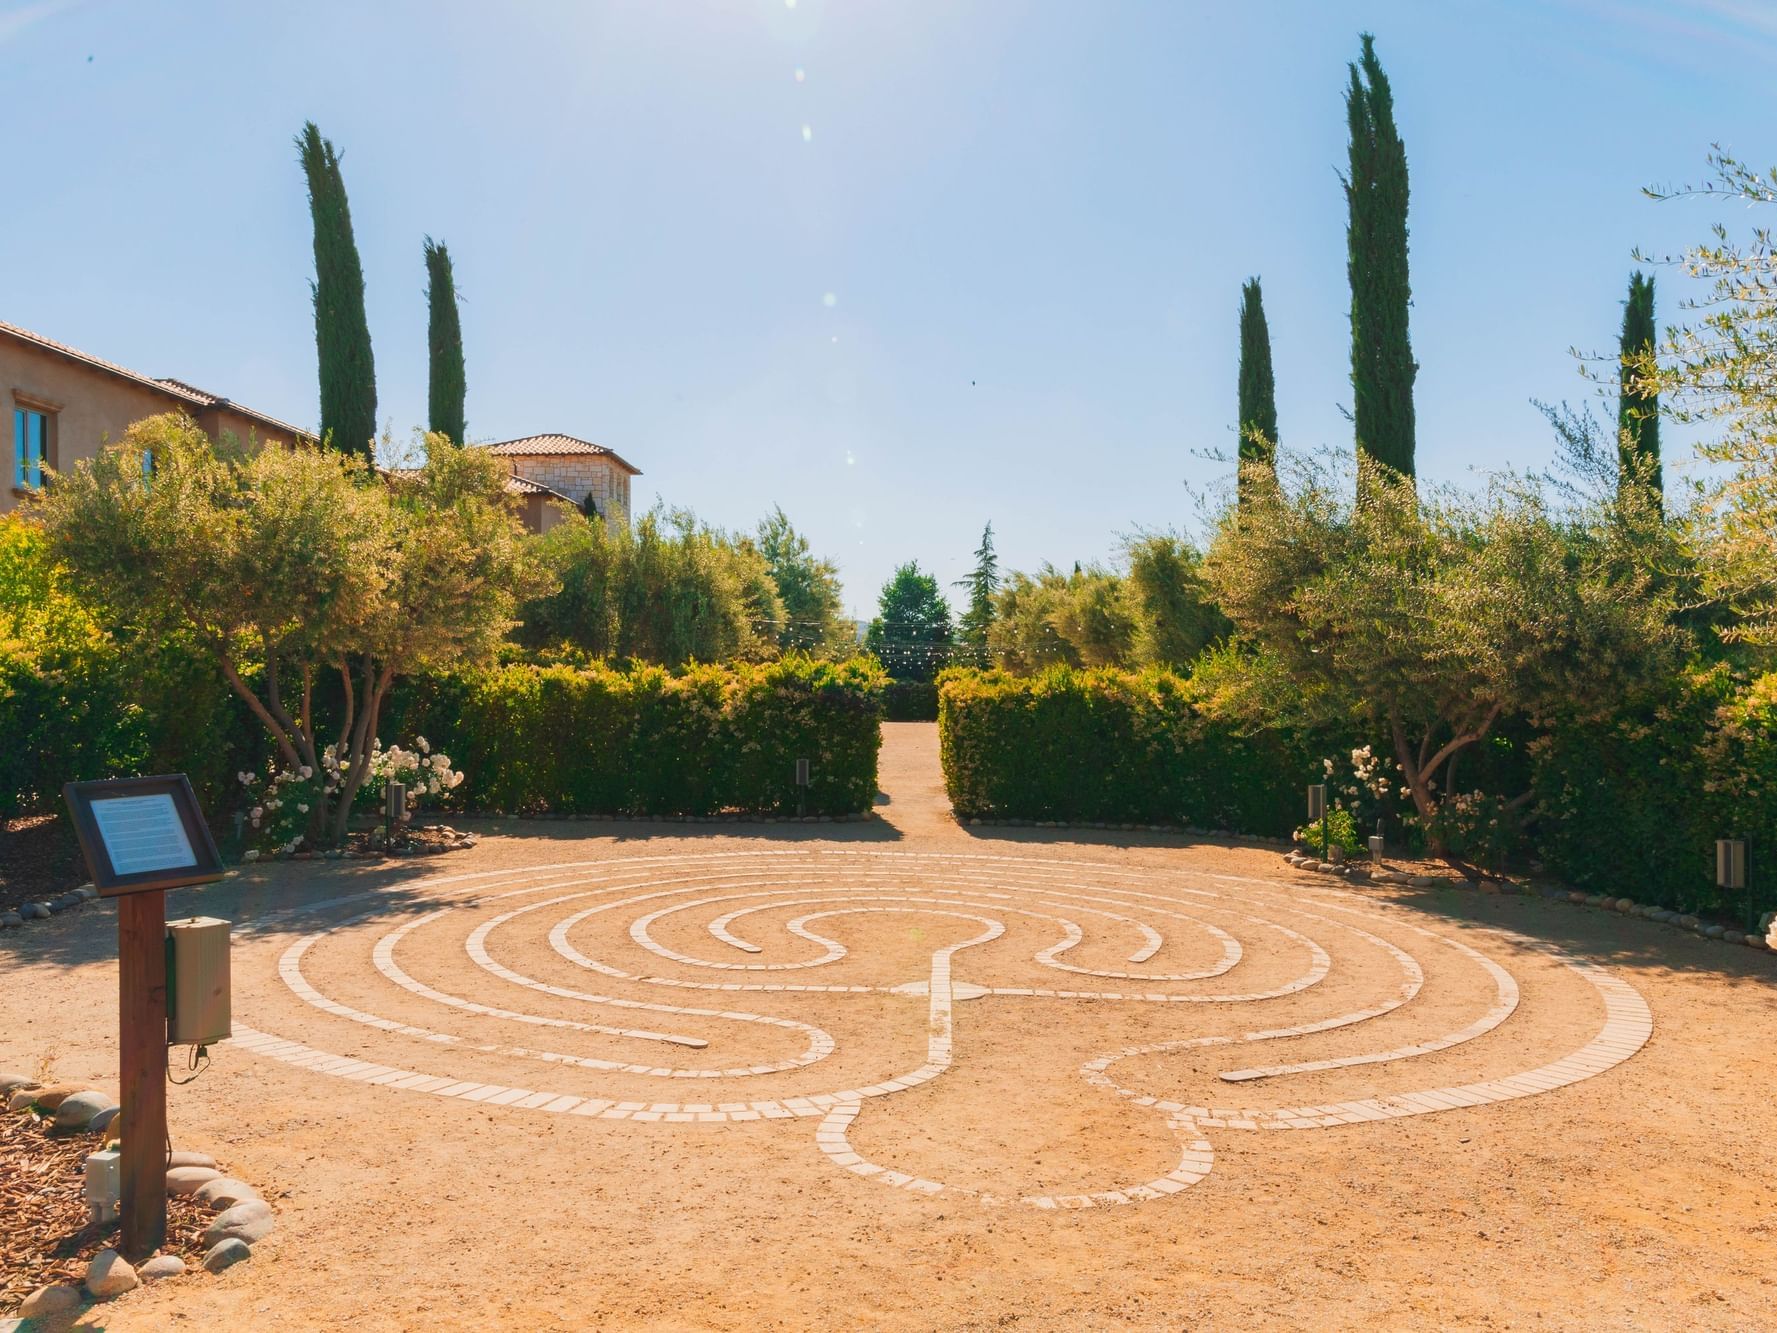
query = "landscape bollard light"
(86, 1148, 120, 1226)
(795, 758, 811, 819)
(1369, 818, 1386, 867)
(385, 780, 407, 843)
(1717, 837, 1749, 929)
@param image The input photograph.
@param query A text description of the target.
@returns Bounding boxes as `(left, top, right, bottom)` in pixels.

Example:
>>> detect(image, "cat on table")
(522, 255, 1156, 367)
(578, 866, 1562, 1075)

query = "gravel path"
(3, 723, 1775, 1331)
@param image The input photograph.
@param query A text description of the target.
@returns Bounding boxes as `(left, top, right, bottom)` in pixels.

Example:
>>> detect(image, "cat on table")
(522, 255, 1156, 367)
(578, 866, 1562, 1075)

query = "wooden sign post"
(63, 775, 224, 1259)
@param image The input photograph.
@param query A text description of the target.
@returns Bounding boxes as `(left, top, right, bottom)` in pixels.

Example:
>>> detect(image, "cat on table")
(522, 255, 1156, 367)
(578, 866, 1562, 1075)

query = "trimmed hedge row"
(937, 666, 1323, 837)
(1530, 665, 1777, 921)
(940, 662, 1777, 924)
(383, 656, 887, 817)
(882, 680, 940, 723)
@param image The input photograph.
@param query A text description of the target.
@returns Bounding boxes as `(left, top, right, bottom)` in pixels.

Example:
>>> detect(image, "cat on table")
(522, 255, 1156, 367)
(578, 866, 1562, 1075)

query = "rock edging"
(1280, 848, 1776, 953)
(0, 883, 100, 932)
(3, 1076, 276, 1318)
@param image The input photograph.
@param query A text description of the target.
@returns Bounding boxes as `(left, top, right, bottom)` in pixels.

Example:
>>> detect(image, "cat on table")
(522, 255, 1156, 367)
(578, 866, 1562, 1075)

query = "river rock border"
(0, 883, 99, 932)
(1, 1073, 275, 1320)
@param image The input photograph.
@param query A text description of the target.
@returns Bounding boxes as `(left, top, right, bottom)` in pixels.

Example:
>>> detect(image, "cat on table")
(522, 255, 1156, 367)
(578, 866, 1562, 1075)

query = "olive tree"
(31, 414, 545, 844)
(1629, 150, 1777, 656)
(1201, 455, 1684, 857)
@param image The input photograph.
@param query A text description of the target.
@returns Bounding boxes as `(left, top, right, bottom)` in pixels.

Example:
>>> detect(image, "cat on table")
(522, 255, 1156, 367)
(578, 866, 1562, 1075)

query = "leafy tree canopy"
(757, 506, 849, 654)
(522, 504, 784, 668)
(29, 414, 543, 843)
(866, 562, 952, 681)
(1200, 453, 1685, 856)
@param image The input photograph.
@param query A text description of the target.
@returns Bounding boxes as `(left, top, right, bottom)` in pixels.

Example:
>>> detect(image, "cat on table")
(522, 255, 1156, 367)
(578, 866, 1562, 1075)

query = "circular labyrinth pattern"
(232, 850, 1652, 1211)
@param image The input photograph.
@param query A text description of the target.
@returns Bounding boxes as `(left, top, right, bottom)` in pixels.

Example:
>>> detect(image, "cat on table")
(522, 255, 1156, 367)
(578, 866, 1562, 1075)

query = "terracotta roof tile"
(481, 433, 641, 474)
(503, 474, 576, 502)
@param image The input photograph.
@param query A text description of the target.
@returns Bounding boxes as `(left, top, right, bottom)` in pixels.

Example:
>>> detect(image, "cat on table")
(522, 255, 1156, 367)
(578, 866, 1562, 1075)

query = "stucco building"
(3, 320, 642, 535)
(481, 434, 641, 533)
(2, 319, 306, 514)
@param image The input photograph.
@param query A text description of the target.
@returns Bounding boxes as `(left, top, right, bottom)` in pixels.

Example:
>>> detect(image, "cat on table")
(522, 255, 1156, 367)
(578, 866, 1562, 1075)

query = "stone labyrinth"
(232, 850, 1652, 1210)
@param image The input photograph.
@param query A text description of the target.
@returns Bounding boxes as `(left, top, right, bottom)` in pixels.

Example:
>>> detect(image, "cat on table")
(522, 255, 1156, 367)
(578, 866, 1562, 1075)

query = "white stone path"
(230, 850, 1652, 1210)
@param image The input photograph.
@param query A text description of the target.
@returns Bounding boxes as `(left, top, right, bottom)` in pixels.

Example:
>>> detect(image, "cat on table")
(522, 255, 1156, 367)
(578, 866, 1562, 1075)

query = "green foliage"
(1201, 453, 1685, 850)
(522, 506, 783, 666)
(1634, 151, 1777, 657)
(1237, 277, 1278, 503)
(0, 516, 257, 820)
(425, 236, 467, 445)
(756, 506, 849, 654)
(1296, 807, 1362, 859)
(988, 565, 1130, 672)
(1531, 665, 1777, 919)
(866, 562, 953, 682)
(298, 122, 377, 459)
(954, 523, 1000, 662)
(882, 679, 939, 722)
(384, 656, 886, 816)
(1617, 271, 1661, 511)
(30, 415, 543, 844)
(986, 542, 1227, 676)
(0, 517, 145, 816)
(937, 665, 1322, 834)
(1343, 33, 1416, 482)
(1122, 535, 1229, 670)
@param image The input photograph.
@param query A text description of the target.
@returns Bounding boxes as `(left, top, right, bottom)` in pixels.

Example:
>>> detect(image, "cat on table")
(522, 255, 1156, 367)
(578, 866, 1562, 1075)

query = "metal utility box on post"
(166, 916, 232, 1046)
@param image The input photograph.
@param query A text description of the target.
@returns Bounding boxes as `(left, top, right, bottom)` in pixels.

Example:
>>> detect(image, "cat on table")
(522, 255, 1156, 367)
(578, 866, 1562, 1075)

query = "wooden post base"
(118, 890, 167, 1259)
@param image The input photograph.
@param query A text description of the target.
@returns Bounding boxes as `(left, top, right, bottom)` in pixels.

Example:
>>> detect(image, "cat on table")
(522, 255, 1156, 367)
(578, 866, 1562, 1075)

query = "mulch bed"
(0, 815, 87, 920)
(0, 1109, 207, 1308)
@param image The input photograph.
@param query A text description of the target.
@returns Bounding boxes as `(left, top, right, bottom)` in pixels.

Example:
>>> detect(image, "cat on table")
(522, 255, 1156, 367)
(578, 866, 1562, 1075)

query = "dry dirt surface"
(3, 723, 1776, 1331)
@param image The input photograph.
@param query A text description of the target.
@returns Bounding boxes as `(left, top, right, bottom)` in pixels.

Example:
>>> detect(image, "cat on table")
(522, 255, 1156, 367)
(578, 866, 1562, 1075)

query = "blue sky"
(6, 1, 1773, 616)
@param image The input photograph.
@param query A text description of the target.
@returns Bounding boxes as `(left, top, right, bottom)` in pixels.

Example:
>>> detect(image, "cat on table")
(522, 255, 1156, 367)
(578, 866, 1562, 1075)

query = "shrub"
(1297, 807, 1362, 859)
(937, 665, 1323, 835)
(1531, 665, 1777, 920)
(882, 680, 939, 722)
(385, 656, 885, 817)
(0, 518, 146, 817)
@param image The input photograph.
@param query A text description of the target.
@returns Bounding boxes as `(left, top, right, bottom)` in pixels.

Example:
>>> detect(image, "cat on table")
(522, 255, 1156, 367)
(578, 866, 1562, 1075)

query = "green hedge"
(882, 680, 939, 722)
(1530, 665, 1777, 921)
(384, 656, 887, 816)
(938, 666, 1321, 836)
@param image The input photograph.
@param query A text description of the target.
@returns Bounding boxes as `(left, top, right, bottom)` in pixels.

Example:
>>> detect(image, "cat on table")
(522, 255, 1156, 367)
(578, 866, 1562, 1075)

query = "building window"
(13, 406, 48, 490)
(142, 448, 155, 482)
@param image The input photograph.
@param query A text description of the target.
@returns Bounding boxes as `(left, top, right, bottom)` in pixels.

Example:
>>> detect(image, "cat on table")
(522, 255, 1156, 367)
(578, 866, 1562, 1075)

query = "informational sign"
(90, 794, 197, 876)
(64, 775, 224, 898)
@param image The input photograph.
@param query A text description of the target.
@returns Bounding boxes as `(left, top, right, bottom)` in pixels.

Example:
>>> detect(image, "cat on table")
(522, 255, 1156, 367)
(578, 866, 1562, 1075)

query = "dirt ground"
(3, 723, 1775, 1332)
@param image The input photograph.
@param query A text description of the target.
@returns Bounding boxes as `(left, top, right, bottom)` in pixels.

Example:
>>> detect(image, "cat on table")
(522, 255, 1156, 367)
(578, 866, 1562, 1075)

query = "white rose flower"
(251, 807, 264, 820)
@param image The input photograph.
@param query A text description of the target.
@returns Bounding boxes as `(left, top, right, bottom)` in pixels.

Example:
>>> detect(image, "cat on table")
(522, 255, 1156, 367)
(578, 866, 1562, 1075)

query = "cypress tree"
(1617, 271, 1662, 512)
(955, 522, 1000, 662)
(424, 236, 467, 445)
(1236, 277, 1279, 505)
(1343, 33, 1417, 485)
(297, 122, 377, 460)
